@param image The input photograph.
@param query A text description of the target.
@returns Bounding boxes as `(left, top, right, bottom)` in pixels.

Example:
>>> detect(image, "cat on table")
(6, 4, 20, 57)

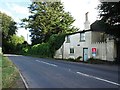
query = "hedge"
(22, 34, 66, 58)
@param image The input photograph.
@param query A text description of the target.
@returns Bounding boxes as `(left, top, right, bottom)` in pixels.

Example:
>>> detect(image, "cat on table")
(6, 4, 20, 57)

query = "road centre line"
(76, 71, 120, 86)
(36, 59, 119, 86)
(36, 60, 58, 67)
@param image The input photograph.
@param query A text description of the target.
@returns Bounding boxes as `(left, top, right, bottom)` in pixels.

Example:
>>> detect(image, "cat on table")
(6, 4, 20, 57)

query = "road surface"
(5, 54, 120, 88)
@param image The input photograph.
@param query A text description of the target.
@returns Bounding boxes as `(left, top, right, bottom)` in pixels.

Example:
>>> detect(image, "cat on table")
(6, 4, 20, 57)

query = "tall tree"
(0, 12, 17, 39)
(97, 2, 120, 63)
(97, 2, 120, 39)
(0, 11, 17, 53)
(22, 2, 78, 45)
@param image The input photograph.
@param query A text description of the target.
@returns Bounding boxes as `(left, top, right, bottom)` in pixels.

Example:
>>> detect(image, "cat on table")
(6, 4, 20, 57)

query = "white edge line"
(36, 60, 58, 67)
(19, 72, 29, 89)
(9, 59, 29, 89)
(76, 72, 120, 86)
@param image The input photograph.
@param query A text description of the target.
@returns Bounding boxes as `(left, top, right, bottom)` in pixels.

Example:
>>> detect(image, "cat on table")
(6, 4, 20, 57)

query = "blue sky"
(0, 0, 31, 19)
(0, 0, 32, 44)
(0, 0, 100, 44)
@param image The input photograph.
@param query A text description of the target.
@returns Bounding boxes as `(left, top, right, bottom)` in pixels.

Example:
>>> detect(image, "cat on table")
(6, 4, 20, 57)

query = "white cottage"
(54, 12, 117, 62)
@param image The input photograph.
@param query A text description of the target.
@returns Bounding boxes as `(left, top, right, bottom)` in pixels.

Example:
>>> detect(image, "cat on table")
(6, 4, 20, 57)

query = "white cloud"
(1, 0, 31, 3)
(61, 0, 100, 30)
(1, 0, 101, 44)
(0, 1, 31, 44)
(0, 8, 13, 17)
(16, 28, 31, 44)
(11, 4, 30, 16)
(0, 8, 24, 25)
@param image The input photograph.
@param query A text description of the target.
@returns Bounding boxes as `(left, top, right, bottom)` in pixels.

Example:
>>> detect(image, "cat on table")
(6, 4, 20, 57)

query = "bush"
(21, 34, 66, 58)
(48, 34, 66, 57)
(76, 56, 82, 60)
(37, 43, 51, 57)
(22, 47, 29, 53)
(86, 57, 115, 64)
(48, 34, 66, 50)
(66, 57, 81, 62)
(26, 43, 51, 58)
(67, 58, 75, 61)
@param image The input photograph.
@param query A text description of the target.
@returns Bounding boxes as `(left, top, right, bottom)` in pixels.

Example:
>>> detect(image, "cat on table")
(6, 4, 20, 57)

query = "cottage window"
(66, 35, 70, 43)
(70, 48, 74, 54)
(80, 33, 85, 42)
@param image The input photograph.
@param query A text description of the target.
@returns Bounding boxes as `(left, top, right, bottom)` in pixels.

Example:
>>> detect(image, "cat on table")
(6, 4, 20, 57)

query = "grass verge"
(0, 54, 2, 89)
(2, 55, 25, 88)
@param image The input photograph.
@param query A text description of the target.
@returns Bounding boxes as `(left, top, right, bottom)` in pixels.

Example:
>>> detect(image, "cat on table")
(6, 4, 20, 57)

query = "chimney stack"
(84, 12, 90, 30)
(85, 12, 89, 21)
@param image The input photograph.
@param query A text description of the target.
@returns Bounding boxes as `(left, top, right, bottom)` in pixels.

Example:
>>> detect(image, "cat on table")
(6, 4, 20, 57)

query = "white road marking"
(3, 54, 23, 56)
(12, 61, 29, 89)
(76, 72, 120, 86)
(36, 59, 119, 86)
(19, 72, 29, 89)
(36, 60, 58, 67)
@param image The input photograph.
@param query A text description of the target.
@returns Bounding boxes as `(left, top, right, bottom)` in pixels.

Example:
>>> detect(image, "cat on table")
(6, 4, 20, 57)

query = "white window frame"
(70, 48, 74, 54)
(80, 33, 85, 42)
(66, 35, 70, 43)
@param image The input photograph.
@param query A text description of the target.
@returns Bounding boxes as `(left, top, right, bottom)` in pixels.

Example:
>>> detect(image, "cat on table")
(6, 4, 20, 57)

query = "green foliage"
(0, 55, 1, 89)
(0, 54, 1, 67)
(0, 12, 17, 39)
(26, 43, 51, 57)
(22, 47, 29, 53)
(97, 2, 120, 39)
(22, 2, 78, 45)
(97, 2, 120, 62)
(9, 35, 25, 46)
(0, 11, 17, 39)
(86, 57, 115, 64)
(48, 34, 66, 57)
(20, 1, 78, 58)
(66, 57, 81, 62)
(67, 58, 75, 61)
(2, 56, 19, 88)
(23, 34, 66, 58)
(48, 34, 66, 54)
(0, 11, 18, 53)
(0, 11, 26, 54)
(3, 35, 25, 54)
(76, 56, 82, 60)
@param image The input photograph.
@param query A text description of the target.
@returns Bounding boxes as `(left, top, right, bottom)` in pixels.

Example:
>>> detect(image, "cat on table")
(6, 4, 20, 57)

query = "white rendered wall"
(54, 32, 116, 61)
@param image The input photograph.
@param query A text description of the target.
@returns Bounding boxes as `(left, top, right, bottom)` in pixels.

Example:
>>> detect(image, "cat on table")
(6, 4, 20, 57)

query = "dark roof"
(90, 20, 108, 32)
(66, 29, 91, 36)
(66, 20, 108, 36)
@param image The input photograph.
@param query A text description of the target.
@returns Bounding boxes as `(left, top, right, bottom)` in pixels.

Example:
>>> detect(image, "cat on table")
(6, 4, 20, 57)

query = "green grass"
(0, 54, 2, 90)
(2, 56, 20, 88)
(0, 55, 2, 67)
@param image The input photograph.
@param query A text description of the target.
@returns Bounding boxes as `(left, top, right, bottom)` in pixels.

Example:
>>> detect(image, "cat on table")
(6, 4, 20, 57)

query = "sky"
(0, 0, 100, 44)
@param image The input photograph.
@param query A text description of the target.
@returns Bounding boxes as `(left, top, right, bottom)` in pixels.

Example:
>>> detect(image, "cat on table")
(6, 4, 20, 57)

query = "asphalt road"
(5, 54, 120, 88)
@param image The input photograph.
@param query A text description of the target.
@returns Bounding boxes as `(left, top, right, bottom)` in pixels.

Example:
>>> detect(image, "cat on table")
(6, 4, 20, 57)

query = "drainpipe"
(105, 38, 108, 61)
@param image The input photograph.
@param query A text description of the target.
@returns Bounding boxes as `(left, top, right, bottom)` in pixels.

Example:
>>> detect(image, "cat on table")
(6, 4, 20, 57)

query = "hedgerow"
(23, 34, 66, 58)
